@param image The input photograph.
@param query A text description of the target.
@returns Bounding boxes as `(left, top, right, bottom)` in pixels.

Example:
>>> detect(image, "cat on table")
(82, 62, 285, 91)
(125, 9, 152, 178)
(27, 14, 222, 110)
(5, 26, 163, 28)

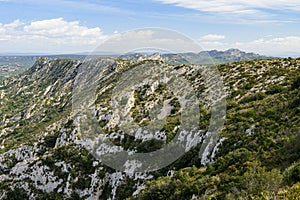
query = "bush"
(266, 85, 284, 95)
(136, 139, 164, 153)
(278, 182, 300, 199)
(241, 166, 283, 196)
(291, 76, 300, 90)
(239, 92, 265, 104)
(283, 162, 300, 185)
(6, 187, 28, 200)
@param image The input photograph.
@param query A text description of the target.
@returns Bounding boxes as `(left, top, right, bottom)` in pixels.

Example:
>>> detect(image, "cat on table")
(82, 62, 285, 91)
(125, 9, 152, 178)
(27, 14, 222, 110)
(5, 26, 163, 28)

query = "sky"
(0, 0, 300, 57)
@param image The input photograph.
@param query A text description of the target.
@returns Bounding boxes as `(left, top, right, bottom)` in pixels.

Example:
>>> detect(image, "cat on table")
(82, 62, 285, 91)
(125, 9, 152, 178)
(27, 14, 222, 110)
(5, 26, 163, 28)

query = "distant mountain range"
(0, 48, 271, 64)
(0, 49, 272, 81)
(204, 48, 271, 63)
(120, 48, 272, 65)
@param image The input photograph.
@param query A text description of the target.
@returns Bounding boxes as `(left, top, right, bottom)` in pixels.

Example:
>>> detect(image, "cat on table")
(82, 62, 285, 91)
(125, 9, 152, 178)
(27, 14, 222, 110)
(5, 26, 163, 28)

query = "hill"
(0, 57, 299, 199)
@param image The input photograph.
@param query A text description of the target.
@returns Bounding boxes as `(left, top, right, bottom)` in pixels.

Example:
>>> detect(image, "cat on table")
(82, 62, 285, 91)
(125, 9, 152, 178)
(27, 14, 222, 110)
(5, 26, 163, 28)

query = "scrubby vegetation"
(0, 57, 299, 199)
(130, 58, 300, 199)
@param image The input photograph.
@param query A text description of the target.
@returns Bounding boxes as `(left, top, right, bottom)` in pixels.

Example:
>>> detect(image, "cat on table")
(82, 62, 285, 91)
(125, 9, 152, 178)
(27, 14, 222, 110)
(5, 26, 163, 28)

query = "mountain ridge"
(0, 48, 272, 81)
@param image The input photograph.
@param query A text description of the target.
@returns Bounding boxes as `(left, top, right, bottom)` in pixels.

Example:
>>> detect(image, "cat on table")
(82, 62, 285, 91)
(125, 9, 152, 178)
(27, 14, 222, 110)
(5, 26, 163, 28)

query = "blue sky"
(0, 0, 300, 56)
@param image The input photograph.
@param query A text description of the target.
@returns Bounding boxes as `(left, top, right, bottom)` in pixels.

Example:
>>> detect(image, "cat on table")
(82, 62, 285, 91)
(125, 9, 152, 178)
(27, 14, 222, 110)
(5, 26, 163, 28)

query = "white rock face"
(178, 130, 204, 152)
(105, 172, 124, 200)
(132, 172, 153, 197)
(124, 160, 143, 177)
(0, 158, 63, 194)
(211, 137, 226, 161)
(134, 128, 167, 142)
(54, 128, 76, 148)
(245, 125, 256, 136)
(200, 132, 214, 165)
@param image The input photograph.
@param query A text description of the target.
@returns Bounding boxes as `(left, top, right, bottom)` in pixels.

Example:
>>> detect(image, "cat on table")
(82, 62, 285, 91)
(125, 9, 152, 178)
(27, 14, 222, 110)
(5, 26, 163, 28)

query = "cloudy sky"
(0, 0, 299, 56)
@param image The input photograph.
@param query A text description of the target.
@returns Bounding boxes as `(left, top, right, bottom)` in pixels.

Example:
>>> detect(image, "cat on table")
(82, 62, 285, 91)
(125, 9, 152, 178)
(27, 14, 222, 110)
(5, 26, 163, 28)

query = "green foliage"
(278, 182, 300, 199)
(136, 139, 165, 153)
(5, 187, 28, 200)
(135, 166, 213, 200)
(51, 145, 95, 174)
(239, 92, 265, 104)
(280, 134, 300, 166)
(241, 166, 283, 196)
(116, 177, 136, 200)
(74, 176, 92, 190)
(213, 148, 253, 174)
(283, 162, 300, 185)
(265, 85, 285, 95)
(291, 76, 300, 90)
(132, 59, 300, 200)
(43, 133, 58, 148)
(1, 57, 300, 199)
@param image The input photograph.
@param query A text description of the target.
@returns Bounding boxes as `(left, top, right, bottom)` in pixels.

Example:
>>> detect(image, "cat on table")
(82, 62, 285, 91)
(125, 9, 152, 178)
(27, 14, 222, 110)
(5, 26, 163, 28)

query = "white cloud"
(199, 41, 228, 50)
(198, 35, 300, 57)
(234, 36, 300, 57)
(3, 20, 22, 29)
(0, 23, 204, 54)
(99, 28, 203, 54)
(23, 18, 106, 44)
(200, 34, 225, 41)
(155, 0, 300, 15)
(0, 20, 22, 34)
(1, 19, 299, 57)
(0, 18, 107, 53)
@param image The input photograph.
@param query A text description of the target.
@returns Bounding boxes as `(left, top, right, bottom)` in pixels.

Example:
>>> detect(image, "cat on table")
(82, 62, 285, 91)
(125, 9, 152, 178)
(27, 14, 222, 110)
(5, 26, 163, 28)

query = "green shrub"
(266, 85, 284, 95)
(241, 166, 283, 196)
(278, 182, 300, 199)
(291, 76, 300, 90)
(136, 139, 164, 153)
(6, 187, 28, 200)
(283, 162, 300, 185)
(240, 92, 265, 104)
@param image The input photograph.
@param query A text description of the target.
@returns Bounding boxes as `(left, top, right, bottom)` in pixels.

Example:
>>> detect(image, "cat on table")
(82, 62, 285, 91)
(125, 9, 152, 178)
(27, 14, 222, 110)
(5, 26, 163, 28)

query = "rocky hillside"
(0, 57, 299, 199)
(0, 55, 88, 81)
